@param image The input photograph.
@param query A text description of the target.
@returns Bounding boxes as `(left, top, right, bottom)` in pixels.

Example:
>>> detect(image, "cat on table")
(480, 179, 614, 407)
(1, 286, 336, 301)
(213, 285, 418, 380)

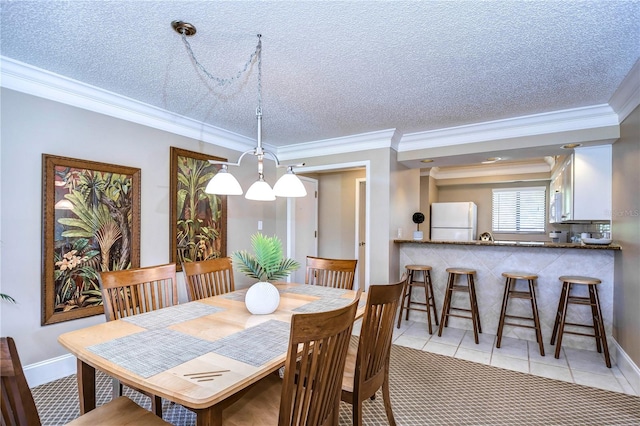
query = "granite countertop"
(393, 239, 621, 250)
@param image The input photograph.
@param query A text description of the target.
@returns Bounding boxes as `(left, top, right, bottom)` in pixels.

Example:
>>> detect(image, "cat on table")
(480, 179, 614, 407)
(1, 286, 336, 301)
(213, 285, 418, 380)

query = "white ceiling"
(1, 1, 639, 171)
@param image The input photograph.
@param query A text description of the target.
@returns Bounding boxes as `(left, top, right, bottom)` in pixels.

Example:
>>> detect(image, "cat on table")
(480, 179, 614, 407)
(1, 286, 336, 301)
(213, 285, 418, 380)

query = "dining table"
(58, 282, 365, 426)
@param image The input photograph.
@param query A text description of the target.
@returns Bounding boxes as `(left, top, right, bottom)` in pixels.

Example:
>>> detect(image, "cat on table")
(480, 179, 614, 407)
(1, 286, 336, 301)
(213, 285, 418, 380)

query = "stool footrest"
(507, 291, 533, 300)
(560, 330, 599, 338)
(563, 321, 600, 328)
(567, 297, 594, 305)
(451, 285, 470, 292)
(504, 314, 536, 322)
(404, 306, 429, 313)
(504, 321, 537, 330)
(446, 313, 474, 321)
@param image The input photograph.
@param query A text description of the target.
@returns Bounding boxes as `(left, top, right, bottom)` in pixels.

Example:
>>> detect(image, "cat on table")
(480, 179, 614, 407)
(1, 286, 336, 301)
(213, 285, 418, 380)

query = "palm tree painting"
(170, 148, 227, 271)
(42, 155, 140, 325)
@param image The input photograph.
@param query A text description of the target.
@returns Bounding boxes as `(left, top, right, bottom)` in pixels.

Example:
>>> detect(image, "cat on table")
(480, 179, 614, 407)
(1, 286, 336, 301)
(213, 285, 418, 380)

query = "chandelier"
(172, 21, 306, 201)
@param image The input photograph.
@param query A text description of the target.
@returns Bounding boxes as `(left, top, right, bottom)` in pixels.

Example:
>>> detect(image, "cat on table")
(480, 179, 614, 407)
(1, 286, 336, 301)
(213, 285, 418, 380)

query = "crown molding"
(399, 104, 619, 153)
(609, 59, 640, 123)
(0, 56, 256, 153)
(2, 55, 631, 161)
(276, 128, 396, 161)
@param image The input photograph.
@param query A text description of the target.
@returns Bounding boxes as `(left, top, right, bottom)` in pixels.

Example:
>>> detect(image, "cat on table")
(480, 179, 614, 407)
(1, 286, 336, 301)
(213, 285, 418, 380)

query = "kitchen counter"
(396, 239, 618, 353)
(394, 239, 621, 250)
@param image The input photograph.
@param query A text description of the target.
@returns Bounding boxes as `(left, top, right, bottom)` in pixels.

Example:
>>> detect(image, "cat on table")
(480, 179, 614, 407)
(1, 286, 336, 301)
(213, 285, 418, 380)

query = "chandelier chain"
(179, 32, 261, 88)
(257, 35, 262, 114)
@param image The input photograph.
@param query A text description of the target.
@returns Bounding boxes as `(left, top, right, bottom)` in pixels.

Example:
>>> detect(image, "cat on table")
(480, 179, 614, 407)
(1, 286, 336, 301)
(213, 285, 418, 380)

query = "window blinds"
(492, 187, 546, 233)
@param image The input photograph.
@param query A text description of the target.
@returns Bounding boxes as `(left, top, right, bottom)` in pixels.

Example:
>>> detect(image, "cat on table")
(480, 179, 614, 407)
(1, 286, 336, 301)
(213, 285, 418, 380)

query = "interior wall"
(0, 88, 273, 365)
(316, 169, 365, 259)
(612, 104, 640, 367)
(419, 174, 430, 234)
(389, 153, 420, 281)
(435, 180, 551, 241)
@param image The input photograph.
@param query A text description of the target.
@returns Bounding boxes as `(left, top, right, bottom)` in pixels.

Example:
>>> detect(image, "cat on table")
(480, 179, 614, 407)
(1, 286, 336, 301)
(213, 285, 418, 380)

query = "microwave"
(550, 191, 563, 223)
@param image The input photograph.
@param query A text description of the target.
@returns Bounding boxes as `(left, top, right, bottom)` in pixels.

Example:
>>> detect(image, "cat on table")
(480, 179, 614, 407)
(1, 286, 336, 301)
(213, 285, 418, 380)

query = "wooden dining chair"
(1, 337, 171, 426)
(222, 294, 361, 425)
(99, 263, 178, 321)
(182, 257, 235, 301)
(98, 263, 179, 417)
(341, 277, 406, 426)
(305, 256, 358, 290)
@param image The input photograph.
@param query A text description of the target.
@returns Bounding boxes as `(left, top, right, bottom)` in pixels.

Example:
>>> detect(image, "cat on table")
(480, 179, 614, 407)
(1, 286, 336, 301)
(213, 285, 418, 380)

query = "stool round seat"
(558, 276, 601, 285)
(406, 265, 432, 271)
(445, 267, 476, 275)
(502, 272, 538, 280)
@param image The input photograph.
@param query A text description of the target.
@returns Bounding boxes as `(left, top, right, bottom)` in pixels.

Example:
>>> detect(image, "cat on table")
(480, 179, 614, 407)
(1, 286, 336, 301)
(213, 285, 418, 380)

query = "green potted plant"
(233, 232, 300, 314)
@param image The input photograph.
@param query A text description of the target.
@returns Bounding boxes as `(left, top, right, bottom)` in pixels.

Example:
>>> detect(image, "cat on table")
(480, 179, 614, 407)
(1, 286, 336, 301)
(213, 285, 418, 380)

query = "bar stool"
(438, 268, 481, 343)
(397, 265, 439, 333)
(550, 276, 611, 368)
(496, 272, 544, 356)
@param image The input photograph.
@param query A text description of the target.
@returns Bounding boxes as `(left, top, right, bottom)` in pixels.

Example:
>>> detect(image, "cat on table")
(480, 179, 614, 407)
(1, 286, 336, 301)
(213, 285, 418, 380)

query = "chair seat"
(340, 337, 360, 394)
(66, 396, 170, 426)
(223, 375, 282, 426)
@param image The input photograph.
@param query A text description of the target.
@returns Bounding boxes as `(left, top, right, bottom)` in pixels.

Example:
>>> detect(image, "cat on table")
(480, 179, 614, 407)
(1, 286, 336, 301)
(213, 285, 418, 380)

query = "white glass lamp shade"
(273, 168, 307, 197)
(245, 179, 276, 201)
(205, 167, 243, 195)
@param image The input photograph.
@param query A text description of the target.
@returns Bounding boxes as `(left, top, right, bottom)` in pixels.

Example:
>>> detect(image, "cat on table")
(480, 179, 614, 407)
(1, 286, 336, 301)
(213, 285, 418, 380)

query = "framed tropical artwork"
(41, 154, 141, 325)
(170, 147, 227, 271)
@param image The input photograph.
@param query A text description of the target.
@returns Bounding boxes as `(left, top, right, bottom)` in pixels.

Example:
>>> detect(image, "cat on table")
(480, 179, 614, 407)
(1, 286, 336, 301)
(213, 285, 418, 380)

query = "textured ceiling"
(1, 1, 639, 152)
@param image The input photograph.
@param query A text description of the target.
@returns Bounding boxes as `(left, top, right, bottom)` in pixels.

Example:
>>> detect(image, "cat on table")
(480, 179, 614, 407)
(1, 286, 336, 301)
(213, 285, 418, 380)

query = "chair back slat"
(280, 293, 360, 426)
(305, 256, 357, 290)
(182, 258, 235, 301)
(98, 264, 178, 321)
(356, 276, 406, 389)
(1, 337, 42, 426)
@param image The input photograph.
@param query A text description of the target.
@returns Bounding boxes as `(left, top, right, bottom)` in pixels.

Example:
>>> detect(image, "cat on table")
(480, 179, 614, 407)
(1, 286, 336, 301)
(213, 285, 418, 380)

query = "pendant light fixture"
(173, 21, 306, 201)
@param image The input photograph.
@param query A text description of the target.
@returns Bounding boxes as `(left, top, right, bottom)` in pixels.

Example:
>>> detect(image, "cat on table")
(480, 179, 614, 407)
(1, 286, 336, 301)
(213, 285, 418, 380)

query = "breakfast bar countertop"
(393, 239, 621, 250)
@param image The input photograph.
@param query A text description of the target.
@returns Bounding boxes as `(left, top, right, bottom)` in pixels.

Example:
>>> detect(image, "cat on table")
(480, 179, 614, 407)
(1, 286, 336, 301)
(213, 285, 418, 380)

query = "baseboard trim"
(613, 338, 640, 394)
(24, 353, 76, 388)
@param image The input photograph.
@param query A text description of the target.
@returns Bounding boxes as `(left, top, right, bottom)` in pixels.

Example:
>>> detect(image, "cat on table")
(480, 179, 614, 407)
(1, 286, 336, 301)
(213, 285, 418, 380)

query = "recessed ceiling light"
(481, 157, 502, 164)
(562, 143, 582, 149)
(420, 159, 434, 163)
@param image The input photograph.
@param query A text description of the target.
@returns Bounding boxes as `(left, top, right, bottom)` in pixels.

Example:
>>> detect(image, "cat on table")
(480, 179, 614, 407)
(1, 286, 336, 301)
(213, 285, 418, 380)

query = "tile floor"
(353, 319, 638, 396)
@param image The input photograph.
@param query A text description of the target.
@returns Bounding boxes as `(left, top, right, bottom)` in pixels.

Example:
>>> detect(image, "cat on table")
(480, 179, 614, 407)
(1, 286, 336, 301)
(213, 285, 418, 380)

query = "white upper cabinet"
(549, 145, 612, 223)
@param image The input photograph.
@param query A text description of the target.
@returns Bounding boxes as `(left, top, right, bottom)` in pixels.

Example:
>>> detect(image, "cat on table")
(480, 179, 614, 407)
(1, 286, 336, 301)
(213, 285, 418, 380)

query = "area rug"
(32, 344, 640, 425)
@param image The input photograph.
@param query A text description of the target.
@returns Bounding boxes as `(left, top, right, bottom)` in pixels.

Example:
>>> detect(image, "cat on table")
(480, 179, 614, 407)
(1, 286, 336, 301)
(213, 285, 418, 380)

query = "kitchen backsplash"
(549, 222, 611, 243)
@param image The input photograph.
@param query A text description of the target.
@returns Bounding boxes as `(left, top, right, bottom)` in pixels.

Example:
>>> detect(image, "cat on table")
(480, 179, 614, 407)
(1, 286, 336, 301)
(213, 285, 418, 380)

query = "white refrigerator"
(430, 202, 477, 241)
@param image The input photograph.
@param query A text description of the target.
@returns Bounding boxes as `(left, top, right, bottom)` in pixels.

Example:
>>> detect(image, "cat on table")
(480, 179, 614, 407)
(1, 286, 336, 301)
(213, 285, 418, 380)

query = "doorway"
(355, 178, 366, 290)
(287, 161, 370, 289)
(286, 176, 318, 284)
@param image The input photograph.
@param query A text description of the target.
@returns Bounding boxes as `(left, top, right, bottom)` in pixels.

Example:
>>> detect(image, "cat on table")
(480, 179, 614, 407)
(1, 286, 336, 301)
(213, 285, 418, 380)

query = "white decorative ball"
(245, 281, 280, 315)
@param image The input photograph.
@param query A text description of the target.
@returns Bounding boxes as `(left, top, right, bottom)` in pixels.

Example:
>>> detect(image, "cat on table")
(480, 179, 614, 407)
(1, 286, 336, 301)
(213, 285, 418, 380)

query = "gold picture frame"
(170, 147, 227, 271)
(42, 154, 141, 325)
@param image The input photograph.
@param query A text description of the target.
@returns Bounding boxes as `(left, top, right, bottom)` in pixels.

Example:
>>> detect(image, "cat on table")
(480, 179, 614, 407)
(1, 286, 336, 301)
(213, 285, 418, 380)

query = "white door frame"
(355, 178, 366, 290)
(286, 161, 371, 290)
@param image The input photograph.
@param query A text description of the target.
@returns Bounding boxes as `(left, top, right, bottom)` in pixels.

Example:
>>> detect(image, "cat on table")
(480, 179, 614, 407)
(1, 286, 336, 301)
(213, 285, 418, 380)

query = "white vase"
(245, 281, 280, 315)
